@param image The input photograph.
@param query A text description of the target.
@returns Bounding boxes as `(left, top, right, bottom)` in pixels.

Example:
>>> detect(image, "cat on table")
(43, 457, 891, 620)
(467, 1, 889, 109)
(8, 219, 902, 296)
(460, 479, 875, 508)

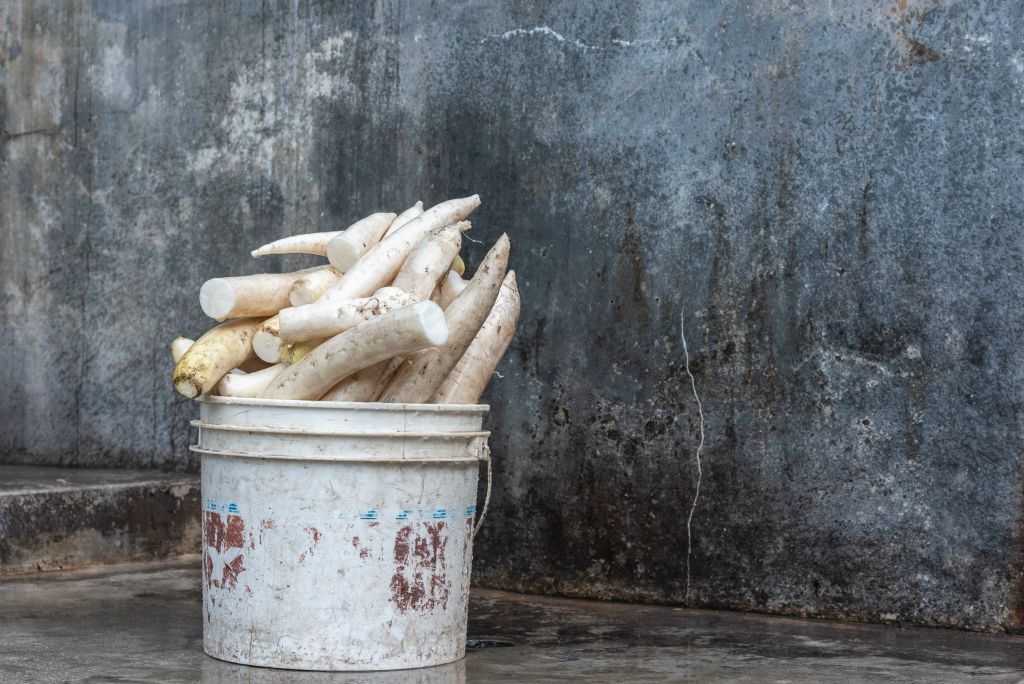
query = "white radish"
(252, 315, 283, 363)
(278, 287, 415, 343)
(378, 234, 510, 404)
(288, 267, 343, 306)
(172, 318, 262, 398)
(279, 339, 323, 364)
(323, 212, 398, 272)
(392, 225, 463, 302)
(250, 231, 341, 258)
(384, 201, 424, 237)
(433, 271, 520, 404)
(216, 363, 286, 398)
(171, 337, 194, 363)
(272, 202, 476, 358)
(253, 315, 327, 364)
(322, 195, 479, 297)
(261, 301, 449, 401)
(321, 361, 388, 402)
(321, 356, 403, 402)
(199, 266, 334, 321)
(438, 271, 468, 309)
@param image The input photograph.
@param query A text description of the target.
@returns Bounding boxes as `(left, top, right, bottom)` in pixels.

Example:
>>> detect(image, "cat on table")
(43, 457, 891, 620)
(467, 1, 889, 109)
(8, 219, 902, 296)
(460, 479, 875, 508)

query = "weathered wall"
(3, 1, 1024, 629)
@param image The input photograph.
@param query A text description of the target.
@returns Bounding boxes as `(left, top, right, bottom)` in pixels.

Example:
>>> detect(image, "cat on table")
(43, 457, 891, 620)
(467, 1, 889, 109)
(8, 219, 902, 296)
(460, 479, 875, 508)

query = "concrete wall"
(3, 1, 1024, 629)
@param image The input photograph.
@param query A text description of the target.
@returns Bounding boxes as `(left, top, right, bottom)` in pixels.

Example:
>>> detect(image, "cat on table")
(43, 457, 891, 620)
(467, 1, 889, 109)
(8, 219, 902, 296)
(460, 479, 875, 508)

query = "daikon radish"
(452, 254, 466, 276)
(370, 357, 405, 399)
(391, 225, 463, 301)
(322, 195, 479, 296)
(433, 271, 520, 404)
(278, 287, 415, 343)
(274, 199, 477, 357)
(254, 319, 327, 364)
(378, 234, 510, 404)
(384, 200, 424, 237)
(251, 231, 340, 258)
(438, 271, 468, 309)
(216, 363, 286, 398)
(200, 266, 333, 321)
(171, 337, 194, 363)
(289, 267, 343, 306)
(321, 355, 404, 402)
(279, 339, 322, 364)
(321, 361, 388, 402)
(261, 301, 449, 401)
(252, 316, 283, 363)
(324, 212, 397, 272)
(172, 318, 262, 398)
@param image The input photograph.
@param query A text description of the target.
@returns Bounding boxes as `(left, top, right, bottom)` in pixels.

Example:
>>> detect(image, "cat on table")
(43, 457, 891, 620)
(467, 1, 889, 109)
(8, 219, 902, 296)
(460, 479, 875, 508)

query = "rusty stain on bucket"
(390, 522, 450, 613)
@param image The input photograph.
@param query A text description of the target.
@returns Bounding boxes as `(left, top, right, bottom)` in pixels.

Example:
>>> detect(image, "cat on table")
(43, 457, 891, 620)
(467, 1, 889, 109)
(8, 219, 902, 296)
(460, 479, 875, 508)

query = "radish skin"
(321, 361, 388, 402)
(172, 318, 262, 398)
(278, 287, 415, 343)
(433, 271, 520, 404)
(378, 234, 510, 404)
(324, 212, 397, 272)
(384, 201, 424, 237)
(438, 271, 468, 309)
(251, 231, 341, 258)
(279, 339, 322, 364)
(391, 225, 464, 302)
(322, 195, 479, 298)
(171, 337, 194, 363)
(261, 301, 450, 401)
(252, 316, 283, 363)
(254, 318, 328, 364)
(288, 267, 343, 306)
(321, 355, 404, 402)
(216, 364, 287, 398)
(200, 266, 333, 321)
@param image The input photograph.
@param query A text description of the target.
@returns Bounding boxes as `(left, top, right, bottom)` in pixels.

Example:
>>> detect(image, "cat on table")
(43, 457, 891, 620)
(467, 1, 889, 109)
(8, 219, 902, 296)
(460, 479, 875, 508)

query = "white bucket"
(191, 396, 492, 672)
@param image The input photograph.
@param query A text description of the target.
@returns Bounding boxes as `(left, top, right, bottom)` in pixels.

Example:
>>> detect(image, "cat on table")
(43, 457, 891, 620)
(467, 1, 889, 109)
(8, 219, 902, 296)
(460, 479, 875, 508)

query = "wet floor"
(2, 556, 1023, 683)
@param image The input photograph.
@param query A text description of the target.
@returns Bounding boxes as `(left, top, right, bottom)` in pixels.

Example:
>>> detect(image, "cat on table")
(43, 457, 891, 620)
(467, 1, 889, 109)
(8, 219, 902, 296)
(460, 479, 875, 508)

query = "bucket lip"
(192, 419, 490, 439)
(198, 395, 489, 413)
(190, 445, 483, 463)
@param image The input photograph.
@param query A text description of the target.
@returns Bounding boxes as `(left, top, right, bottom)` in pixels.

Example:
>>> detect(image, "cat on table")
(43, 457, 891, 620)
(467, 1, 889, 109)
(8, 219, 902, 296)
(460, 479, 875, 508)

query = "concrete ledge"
(0, 466, 200, 575)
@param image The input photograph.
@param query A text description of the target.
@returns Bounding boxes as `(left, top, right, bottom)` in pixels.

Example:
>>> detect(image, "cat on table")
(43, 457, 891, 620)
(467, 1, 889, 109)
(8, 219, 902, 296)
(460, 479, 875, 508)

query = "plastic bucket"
(191, 396, 491, 672)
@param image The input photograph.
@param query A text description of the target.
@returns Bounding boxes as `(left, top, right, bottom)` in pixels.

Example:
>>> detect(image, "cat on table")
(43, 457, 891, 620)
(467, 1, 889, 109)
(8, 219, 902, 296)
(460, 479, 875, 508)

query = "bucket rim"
(192, 420, 490, 439)
(190, 445, 483, 463)
(197, 395, 489, 413)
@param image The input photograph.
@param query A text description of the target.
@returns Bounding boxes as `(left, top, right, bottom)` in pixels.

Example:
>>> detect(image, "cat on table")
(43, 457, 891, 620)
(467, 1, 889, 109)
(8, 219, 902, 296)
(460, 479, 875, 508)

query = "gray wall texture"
(3, 1, 1024, 630)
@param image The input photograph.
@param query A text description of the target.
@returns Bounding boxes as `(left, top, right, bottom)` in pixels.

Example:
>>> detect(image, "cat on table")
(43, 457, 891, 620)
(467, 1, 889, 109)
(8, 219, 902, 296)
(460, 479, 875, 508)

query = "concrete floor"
(2, 558, 1024, 683)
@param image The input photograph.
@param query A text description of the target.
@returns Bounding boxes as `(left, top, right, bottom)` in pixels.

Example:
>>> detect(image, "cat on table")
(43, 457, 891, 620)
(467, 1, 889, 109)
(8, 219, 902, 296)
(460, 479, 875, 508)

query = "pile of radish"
(170, 195, 520, 405)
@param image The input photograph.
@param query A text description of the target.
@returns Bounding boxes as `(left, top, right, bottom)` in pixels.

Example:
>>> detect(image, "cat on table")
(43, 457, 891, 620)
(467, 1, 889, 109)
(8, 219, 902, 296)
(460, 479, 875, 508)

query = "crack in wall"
(681, 313, 706, 602)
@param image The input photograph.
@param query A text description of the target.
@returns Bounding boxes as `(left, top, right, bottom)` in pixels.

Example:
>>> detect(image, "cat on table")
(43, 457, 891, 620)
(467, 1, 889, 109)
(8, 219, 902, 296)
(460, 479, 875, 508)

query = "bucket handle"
(473, 440, 492, 539)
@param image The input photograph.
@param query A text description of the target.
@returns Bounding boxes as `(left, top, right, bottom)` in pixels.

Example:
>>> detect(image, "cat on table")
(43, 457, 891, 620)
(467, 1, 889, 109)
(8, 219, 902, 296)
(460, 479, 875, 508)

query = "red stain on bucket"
(389, 522, 450, 612)
(299, 526, 322, 563)
(204, 511, 247, 593)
